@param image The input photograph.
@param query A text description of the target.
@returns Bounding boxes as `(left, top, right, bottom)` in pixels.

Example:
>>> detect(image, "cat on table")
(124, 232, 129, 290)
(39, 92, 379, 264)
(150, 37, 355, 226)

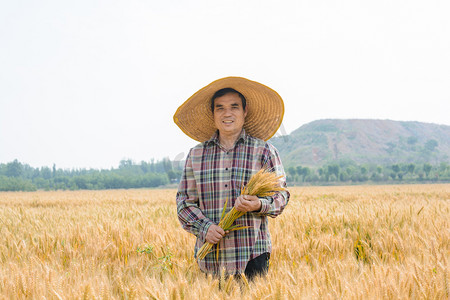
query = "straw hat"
(173, 76, 284, 142)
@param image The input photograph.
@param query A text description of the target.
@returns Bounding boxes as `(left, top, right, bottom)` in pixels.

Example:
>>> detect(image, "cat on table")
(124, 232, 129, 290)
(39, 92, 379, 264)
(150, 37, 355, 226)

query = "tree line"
(0, 159, 182, 191)
(1, 159, 449, 191)
(286, 161, 450, 185)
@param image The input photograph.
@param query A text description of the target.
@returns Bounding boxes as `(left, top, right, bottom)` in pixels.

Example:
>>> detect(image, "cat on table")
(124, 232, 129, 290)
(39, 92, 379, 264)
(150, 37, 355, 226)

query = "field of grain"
(0, 185, 449, 299)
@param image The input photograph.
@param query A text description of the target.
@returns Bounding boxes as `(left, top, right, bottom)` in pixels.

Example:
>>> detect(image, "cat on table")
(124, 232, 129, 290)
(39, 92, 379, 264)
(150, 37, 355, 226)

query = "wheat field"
(0, 184, 449, 299)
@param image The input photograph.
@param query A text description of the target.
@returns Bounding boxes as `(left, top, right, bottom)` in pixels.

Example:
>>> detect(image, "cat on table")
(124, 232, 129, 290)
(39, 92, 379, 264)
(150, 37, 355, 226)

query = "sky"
(1, 0, 449, 169)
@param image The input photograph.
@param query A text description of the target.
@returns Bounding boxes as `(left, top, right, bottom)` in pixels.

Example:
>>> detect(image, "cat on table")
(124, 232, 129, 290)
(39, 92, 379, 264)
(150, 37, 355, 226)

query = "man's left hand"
(234, 195, 262, 212)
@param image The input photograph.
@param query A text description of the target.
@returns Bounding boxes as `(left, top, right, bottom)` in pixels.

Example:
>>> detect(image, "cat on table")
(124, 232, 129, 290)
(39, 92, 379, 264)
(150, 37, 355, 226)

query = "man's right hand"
(205, 224, 227, 244)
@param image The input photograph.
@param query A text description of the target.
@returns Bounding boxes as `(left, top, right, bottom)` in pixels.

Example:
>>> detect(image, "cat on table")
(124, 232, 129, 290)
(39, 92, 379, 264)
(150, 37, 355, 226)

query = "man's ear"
(244, 106, 248, 118)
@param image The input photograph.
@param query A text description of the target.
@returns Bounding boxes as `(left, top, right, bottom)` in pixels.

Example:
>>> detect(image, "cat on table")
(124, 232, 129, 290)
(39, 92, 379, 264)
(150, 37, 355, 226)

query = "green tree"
(6, 159, 23, 177)
(318, 168, 324, 176)
(439, 162, 449, 173)
(327, 164, 340, 179)
(302, 167, 311, 181)
(287, 166, 296, 178)
(376, 166, 383, 174)
(296, 166, 302, 177)
(407, 163, 415, 175)
(424, 139, 438, 152)
(166, 170, 178, 183)
(407, 136, 418, 145)
(391, 164, 400, 173)
(119, 159, 134, 169)
(360, 166, 368, 175)
(391, 164, 401, 180)
(423, 163, 432, 177)
(41, 167, 52, 180)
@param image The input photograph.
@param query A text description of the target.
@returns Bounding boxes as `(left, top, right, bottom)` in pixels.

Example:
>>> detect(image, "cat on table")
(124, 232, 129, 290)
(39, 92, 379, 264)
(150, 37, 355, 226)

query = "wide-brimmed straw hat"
(173, 76, 284, 142)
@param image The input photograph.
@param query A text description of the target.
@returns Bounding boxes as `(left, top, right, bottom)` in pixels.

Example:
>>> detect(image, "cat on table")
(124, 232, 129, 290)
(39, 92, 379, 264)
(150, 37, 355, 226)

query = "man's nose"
(223, 108, 232, 116)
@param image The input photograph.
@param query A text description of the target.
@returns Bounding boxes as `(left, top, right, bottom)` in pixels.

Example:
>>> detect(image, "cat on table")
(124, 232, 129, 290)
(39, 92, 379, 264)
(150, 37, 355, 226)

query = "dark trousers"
(244, 252, 270, 280)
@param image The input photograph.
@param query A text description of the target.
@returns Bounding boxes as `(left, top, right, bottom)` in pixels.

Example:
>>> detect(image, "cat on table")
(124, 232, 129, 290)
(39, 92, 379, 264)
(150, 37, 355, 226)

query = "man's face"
(213, 92, 247, 137)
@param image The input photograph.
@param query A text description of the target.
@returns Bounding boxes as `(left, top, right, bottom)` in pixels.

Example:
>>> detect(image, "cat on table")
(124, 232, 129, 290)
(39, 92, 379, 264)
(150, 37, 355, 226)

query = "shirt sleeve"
(253, 143, 290, 218)
(176, 149, 214, 241)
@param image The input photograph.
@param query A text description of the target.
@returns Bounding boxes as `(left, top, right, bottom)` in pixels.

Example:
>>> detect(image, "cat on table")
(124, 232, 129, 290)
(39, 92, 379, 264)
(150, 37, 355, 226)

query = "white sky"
(1, 0, 449, 169)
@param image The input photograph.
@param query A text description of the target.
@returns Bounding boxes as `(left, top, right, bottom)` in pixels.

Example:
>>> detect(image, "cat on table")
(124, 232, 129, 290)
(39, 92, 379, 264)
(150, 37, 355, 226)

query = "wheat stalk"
(197, 168, 286, 260)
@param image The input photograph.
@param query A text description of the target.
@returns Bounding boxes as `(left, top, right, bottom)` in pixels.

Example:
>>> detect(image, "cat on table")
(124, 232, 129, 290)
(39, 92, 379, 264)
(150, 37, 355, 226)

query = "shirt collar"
(206, 129, 247, 147)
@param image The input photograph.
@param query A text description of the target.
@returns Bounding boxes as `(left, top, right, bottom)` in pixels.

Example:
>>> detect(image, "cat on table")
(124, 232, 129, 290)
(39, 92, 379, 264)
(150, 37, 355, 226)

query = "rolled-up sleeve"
(176, 150, 213, 241)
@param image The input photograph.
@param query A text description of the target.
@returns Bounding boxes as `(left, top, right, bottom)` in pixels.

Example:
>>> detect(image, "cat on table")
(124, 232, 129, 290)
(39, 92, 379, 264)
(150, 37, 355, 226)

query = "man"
(174, 77, 289, 279)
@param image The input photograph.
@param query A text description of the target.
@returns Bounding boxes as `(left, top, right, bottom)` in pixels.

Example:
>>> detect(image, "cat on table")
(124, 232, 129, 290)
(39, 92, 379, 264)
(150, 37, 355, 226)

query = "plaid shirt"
(176, 129, 289, 275)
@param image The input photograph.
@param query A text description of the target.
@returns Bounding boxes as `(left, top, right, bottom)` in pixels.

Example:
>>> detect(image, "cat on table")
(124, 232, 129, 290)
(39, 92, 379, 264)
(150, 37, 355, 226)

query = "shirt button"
(225, 184, 228, 187)
(225, 168, 228, 171)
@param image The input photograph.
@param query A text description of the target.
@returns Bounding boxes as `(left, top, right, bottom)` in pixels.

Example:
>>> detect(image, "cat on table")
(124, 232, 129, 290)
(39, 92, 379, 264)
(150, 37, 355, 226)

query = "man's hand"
(234, 195, 262, 212)
(205, 224, 228, 244)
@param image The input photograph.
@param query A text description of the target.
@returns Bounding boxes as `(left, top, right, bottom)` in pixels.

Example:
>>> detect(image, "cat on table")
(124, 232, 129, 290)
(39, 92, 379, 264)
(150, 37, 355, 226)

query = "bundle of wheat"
(197, 168, 286, 260)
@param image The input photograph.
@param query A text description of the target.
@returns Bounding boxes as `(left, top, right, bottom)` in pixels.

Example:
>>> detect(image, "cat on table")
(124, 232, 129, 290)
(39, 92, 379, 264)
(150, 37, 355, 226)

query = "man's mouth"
(223, 120, 234, 124)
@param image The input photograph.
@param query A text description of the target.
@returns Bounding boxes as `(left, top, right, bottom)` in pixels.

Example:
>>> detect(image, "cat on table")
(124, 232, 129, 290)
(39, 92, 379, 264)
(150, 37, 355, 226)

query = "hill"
(270, 119, 450, 167)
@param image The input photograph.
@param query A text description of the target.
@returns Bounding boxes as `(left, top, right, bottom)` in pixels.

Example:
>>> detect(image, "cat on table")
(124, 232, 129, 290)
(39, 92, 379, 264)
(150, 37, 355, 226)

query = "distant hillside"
(270, 119, 450, 167)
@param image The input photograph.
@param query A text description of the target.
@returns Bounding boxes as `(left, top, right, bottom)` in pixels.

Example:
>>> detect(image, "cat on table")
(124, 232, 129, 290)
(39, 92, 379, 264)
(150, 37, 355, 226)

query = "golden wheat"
(0, 185, 448, 299)
(197, 169, 286, 260)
